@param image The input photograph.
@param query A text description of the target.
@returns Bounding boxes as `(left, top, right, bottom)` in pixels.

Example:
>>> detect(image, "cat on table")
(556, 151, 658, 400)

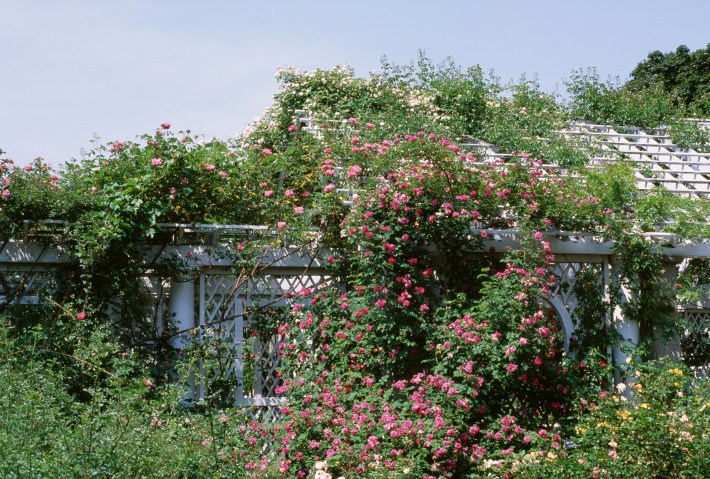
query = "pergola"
(1, 121, 708, 415)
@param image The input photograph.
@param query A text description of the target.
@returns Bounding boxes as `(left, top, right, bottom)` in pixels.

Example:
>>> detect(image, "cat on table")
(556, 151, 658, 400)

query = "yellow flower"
(596, 421, 608, 428)
(640, 403, 649, 409)
(669, 368, 683, 376)
(617, 410, 632, 421)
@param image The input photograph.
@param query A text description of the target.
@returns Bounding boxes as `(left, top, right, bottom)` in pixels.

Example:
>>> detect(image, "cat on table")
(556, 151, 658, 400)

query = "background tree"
(627, 43, 710, 115)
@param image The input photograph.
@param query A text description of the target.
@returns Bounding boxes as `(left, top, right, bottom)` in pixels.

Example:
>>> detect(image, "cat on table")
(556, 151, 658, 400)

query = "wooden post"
(610, 260, 639, 386)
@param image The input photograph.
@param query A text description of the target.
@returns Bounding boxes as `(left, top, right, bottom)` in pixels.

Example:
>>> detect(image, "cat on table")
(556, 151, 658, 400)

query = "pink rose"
(161, 122, 171, 129)
(151, 158, 163, 166)
(77, 312, 86, 320)
(347, 165, 362, 178)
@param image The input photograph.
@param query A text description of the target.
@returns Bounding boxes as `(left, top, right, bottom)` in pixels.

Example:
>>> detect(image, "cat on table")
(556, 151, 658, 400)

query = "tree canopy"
(628, 43, 710, 115)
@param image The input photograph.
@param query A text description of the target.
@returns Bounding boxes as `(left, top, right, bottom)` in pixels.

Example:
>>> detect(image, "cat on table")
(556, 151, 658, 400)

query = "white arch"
(545, 296, 574, 352)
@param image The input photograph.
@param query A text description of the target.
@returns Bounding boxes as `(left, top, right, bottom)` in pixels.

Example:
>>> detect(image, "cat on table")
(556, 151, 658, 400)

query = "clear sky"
(2, 0, 709, 168)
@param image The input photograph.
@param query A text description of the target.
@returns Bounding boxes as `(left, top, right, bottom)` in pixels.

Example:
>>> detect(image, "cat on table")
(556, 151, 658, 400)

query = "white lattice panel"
(549, 262, 605, 344)
(198, 270, 330, 407)
(0, 270, 58, 304)
(682, 310, 710, 373)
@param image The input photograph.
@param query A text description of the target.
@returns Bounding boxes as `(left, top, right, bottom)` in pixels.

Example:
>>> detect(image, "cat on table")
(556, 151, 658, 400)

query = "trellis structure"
(2, 120, 709, 410)
(2, 225, 708, 411)
(298, 113, 710, 197)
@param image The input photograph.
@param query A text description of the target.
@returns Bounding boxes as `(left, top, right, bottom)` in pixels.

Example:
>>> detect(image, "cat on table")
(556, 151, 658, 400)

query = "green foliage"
(676, 258, 710, 305)
(510, 360, 709, 479)
(667, 118, 710, 151)
(565, 69, 677, 129)
(0, 320, 234, 479)
(628, 43, 710, 116)
(634, 188, 710, 238)
(615, 235, 677, 350)
(582, 160, 638, 214)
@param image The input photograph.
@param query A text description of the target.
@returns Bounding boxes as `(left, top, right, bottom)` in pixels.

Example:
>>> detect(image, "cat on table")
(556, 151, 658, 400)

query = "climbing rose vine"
(218, 131, 612, 478)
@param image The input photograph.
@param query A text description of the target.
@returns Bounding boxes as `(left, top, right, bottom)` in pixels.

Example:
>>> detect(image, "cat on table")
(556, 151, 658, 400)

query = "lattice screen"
(549, 262, 605, 344)
(198, 270, 330, 413)
(682, 310, 710, 375)
(0, 270, 58, 305)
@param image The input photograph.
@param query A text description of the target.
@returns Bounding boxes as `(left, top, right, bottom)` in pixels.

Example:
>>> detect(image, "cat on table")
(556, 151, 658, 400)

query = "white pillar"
(610, 260, 639, 385)
(169, 277, 196, 403)
(654, 262, 681, 360)
(168, 278, 195, 349)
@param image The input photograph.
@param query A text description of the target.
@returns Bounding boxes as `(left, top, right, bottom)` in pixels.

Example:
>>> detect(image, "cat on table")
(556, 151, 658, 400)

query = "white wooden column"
(169, 277, 196, 402)
(610, 260, 639, 384)
(168, 278, 195, 349)
(654, 262, 681, 360)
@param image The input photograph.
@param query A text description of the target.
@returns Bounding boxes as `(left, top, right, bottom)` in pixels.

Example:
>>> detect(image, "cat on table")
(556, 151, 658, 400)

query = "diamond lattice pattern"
(682, 310, 710, 373)
(199, 271, 330, 406)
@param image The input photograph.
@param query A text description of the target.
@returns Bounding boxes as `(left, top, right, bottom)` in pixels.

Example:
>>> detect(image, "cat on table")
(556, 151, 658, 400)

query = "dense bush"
(510, 359, 710, 479)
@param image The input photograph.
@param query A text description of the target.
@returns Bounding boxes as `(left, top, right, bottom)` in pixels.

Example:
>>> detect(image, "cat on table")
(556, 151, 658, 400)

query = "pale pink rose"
(151, 158, 163, 166)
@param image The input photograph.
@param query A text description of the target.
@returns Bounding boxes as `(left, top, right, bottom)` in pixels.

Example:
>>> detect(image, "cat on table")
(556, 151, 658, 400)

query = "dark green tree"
(627, 44, 710, 115)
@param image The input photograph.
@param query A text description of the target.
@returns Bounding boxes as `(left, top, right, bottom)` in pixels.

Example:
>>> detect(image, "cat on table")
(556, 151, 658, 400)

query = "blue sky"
(2, 0, 709, 167)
